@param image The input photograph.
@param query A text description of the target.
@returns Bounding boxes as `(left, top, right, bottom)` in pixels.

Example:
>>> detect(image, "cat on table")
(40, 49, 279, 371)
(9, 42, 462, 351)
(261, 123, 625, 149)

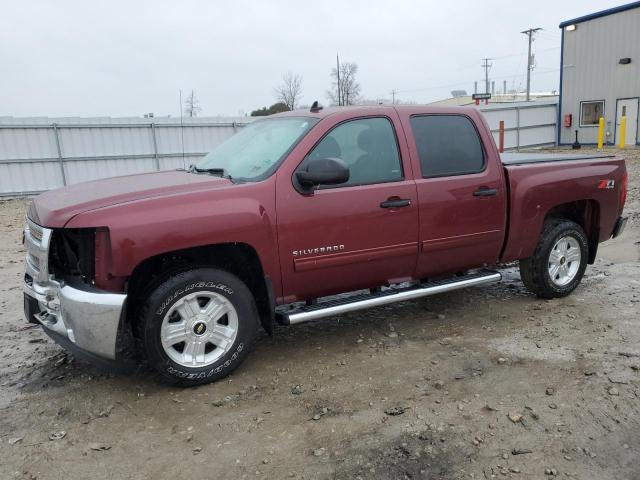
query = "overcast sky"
(0, 0, 624, 118)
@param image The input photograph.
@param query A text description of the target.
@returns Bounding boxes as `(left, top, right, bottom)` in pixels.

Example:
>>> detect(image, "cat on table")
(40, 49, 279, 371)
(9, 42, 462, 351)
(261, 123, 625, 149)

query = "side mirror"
(295, 157, 350, 193)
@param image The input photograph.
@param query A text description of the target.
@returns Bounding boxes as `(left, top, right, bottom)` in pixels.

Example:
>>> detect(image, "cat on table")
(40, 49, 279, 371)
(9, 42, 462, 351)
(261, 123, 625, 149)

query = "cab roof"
(271, 104, 481, 120)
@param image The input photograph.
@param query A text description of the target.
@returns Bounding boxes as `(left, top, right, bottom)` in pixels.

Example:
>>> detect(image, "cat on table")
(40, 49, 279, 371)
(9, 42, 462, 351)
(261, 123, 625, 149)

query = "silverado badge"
(293, 245, 345, 257)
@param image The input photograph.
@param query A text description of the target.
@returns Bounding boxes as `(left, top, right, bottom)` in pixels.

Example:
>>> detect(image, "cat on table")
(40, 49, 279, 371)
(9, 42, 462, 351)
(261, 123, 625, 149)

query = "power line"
(521, 27, 542, 101)
(535, 30, 562, 40)
(371, 46, 560, 99)
(492, 46, 559, 60)
(380, 68, 558, 98)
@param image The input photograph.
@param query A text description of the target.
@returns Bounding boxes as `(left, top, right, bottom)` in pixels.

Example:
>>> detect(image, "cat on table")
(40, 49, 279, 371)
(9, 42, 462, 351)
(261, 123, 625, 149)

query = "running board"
(277, 270, 501, 325)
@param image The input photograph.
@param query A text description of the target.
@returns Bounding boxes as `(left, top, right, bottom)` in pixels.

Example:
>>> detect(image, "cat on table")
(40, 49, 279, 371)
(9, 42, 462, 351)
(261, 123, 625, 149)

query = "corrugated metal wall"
(559, 6, 640, 144)
(0, 117, 250, 196)
(0, 105, 556, 196)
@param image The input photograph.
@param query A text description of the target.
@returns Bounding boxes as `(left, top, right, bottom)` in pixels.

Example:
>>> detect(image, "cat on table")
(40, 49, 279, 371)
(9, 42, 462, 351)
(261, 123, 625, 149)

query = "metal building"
(558, 1, 640, 145)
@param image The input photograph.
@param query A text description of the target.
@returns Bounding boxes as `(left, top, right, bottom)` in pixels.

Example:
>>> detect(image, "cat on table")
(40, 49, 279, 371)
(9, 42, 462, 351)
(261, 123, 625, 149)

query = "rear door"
(399, 111, 507, 278)
(275, 111, 419, 303)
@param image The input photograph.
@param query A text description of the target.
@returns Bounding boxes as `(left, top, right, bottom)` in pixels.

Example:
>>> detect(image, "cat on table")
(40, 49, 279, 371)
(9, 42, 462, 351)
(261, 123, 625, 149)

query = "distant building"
(558, 1, 640, 145)
(428, 92, 557, 107)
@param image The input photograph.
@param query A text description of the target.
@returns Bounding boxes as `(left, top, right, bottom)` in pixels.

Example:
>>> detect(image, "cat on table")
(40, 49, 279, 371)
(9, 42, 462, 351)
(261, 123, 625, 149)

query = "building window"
(580, 101, 605, 126)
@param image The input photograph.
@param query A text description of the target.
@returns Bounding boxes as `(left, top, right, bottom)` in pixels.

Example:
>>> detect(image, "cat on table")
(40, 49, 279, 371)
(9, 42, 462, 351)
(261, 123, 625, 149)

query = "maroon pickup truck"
(23, 105, 628, 385)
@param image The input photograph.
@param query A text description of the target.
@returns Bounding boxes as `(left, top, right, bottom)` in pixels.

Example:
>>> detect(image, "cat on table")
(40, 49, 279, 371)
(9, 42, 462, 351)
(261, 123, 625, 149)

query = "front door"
(275, 113, 419, 303)
(615, 98, 639, 146)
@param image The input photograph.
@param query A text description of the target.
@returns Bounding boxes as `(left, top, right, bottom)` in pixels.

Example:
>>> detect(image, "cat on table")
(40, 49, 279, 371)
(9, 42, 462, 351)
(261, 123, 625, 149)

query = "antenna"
(310, 101, 323, 113)
(336, 54, 341, 106)
(179, 89, 185, 170)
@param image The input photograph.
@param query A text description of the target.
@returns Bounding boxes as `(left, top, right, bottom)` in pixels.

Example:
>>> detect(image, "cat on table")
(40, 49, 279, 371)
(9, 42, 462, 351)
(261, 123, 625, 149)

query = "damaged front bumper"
(23, 218, 129, 368)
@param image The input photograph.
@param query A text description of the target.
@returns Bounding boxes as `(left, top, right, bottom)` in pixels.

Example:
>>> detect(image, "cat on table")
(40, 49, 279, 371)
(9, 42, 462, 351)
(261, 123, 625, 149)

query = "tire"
(139, 268, 259, 386)
(519, 219, 589, 299)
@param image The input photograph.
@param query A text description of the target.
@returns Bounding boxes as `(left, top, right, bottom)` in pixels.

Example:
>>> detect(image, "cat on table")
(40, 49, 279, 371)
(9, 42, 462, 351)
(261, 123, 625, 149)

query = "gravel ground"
(0, 147, 639, 480)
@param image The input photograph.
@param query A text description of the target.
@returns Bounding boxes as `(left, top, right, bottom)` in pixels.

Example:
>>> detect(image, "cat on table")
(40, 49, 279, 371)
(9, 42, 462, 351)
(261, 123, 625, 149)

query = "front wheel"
(519, 219, 589, 299)
(139, 268, 259, 386)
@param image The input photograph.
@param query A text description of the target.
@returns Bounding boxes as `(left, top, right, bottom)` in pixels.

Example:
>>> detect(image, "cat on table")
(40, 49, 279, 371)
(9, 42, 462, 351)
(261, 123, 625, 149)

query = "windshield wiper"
(188, 164, 233, 180)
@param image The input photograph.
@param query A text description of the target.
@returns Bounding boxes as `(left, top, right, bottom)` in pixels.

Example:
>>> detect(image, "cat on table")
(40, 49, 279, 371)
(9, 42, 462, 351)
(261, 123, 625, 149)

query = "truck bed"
(501, 152, 615, 166)
(499, 150, 626, 264)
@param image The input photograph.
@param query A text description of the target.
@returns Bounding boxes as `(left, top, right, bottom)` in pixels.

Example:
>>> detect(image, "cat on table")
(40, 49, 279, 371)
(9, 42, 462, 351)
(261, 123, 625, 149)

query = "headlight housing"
(49, 228, 96, 284)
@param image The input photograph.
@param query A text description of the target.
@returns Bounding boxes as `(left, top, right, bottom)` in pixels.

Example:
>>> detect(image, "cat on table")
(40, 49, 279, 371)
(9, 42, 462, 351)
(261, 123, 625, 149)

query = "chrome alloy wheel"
(160, 291, 239, 367)
(548, 235, 581, 287)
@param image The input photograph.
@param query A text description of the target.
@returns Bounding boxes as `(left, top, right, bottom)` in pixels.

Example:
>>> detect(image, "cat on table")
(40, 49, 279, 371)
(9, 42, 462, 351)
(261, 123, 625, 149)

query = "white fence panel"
(0, 127, 57, 161)
(64, 158, 158, 184)
(0, 162, 63, 193)
(0, 116, 250, 196)
(59, 126, 154, 158)
(479, 100, 558, 150)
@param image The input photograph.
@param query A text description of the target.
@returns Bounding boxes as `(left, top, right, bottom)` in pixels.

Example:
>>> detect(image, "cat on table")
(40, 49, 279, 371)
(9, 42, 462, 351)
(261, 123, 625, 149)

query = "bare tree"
(184, 90, 202, 117)
(327, 62, 361, 106)
(274, 72, 303, 110)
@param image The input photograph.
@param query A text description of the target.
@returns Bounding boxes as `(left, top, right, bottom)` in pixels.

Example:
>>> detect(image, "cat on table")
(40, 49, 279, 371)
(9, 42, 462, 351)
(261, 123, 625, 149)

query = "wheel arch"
(543, 199, 600, 264)
(125, 242, 275, 337)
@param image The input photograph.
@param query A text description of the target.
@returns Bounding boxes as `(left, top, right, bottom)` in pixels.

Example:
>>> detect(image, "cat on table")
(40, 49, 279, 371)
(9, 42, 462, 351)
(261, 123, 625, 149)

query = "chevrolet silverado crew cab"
(23, 105, 628, 385)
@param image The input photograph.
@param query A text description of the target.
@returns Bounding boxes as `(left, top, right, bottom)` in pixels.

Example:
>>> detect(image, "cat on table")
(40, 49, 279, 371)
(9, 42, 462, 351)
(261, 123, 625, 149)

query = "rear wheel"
(519, 219, 588, 299)
(139, 268, 259, 386)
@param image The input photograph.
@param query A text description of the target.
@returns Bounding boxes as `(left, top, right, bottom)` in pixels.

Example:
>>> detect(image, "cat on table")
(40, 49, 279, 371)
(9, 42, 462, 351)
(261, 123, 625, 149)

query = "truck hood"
(31, 170, 233, 228)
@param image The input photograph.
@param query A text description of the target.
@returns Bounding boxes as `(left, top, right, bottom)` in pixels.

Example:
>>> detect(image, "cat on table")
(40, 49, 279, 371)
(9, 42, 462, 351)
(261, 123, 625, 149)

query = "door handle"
(473, 187, 498, 197)
(380, 198, 411, 208)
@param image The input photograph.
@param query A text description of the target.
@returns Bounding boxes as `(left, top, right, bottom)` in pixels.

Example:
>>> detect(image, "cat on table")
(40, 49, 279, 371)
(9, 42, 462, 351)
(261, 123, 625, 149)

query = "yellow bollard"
(597, 116, 605, 150)
(619, 115, 627, 149)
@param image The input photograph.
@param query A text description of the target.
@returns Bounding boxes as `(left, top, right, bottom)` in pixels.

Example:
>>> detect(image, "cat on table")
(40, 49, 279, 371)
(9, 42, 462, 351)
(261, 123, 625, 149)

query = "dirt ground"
(1, 147, 639, 480)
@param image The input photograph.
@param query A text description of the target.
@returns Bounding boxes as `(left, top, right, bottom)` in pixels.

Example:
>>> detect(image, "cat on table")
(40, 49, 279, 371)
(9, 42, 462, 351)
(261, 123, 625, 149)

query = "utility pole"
(336, 54, 341, 106)
(391, 89, 396, 105)
(481, 58, 492, 105)
(521, 28, 541, 101)
(481, 58, 492, 94)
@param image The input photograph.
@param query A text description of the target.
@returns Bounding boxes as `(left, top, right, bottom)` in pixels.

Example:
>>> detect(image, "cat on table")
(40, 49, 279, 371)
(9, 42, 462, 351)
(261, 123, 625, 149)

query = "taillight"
(620, 171, 628, 213)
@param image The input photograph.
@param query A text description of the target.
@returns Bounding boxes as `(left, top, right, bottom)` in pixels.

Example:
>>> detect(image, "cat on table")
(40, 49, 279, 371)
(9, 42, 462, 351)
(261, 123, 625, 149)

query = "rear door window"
(410, 115, 485, 178)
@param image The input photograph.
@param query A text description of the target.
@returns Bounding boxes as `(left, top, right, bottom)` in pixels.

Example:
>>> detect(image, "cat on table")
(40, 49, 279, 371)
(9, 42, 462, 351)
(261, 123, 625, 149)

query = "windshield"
(196, 117, 318, 181)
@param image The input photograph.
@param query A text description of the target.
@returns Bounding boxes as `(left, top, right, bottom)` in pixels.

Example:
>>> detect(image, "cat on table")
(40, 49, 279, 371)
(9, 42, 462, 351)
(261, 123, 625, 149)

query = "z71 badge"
(597, 179, 615, 189)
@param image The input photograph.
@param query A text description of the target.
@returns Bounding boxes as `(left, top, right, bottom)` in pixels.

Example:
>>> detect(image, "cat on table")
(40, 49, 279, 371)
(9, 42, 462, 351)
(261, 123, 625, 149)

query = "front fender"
(66, 180, 281, 294)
